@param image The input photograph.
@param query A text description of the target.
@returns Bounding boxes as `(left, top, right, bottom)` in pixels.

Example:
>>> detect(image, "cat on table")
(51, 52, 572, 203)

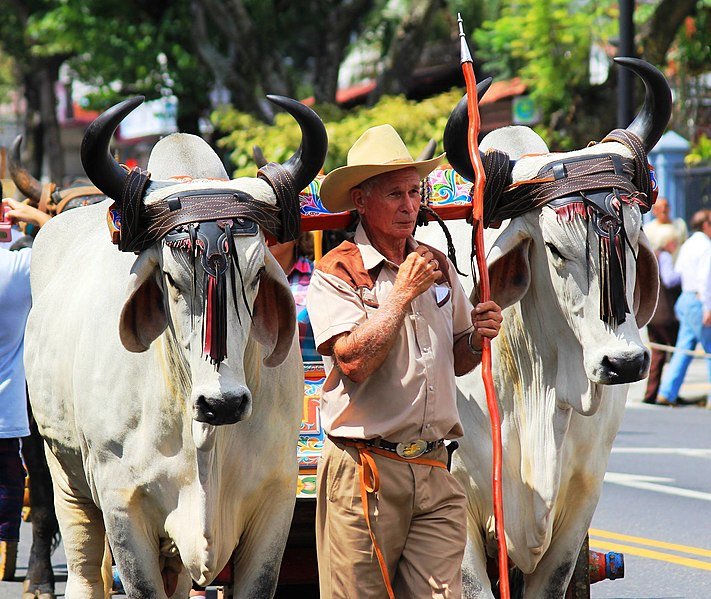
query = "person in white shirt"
(657, 209, 711, 406)
(0, 198, 49, 578)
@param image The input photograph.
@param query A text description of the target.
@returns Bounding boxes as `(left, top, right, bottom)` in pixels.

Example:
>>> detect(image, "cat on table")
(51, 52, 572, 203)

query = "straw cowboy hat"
(319, 124, 444, 213)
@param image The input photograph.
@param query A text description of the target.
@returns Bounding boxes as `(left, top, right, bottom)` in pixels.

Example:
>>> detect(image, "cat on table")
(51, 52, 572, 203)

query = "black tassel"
(224, 224, 242, 326)
(599, 228, 629, 327)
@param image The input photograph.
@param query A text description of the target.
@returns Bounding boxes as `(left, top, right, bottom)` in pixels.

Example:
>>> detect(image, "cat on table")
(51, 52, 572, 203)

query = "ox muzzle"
(192, 386, 252, 425)
(590, 346, 650, 385)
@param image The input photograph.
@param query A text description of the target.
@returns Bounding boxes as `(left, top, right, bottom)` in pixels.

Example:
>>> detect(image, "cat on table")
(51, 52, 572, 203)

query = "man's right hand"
(394, 246, 441, 302)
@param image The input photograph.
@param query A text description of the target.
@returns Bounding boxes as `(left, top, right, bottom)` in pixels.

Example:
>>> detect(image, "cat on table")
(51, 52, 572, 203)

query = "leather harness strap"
(332, 436, 447, 599)
(479, 130, 653, 227)
(52, 185, 103, 214)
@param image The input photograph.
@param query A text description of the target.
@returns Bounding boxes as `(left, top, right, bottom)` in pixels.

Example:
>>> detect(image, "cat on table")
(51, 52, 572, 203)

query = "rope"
(648, 342, 711, 359)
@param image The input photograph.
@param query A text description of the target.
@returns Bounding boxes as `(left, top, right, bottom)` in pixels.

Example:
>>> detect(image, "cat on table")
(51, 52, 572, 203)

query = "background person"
(0, 198, 49, 579)
(306, 125, 502, 598)
(657, 209, 711, 407)
(270, 232, 319, 362)
(644, 197, 687, 256)
(643, 227, 682, 405)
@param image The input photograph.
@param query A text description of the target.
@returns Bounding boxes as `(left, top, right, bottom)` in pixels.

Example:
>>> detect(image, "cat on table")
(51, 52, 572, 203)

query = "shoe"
(676, 396, 706, 407)
(642, 398, 657, 404)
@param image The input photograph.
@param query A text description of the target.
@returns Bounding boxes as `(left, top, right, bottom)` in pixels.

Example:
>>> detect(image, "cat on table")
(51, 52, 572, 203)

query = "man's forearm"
(453, 333, 481, 376)
(333, 290, 411, 382)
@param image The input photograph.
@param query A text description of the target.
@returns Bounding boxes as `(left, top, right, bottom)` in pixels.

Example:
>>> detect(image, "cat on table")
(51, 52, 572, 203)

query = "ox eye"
(163, 271, 178, 288)
(545, 242, 566, 262)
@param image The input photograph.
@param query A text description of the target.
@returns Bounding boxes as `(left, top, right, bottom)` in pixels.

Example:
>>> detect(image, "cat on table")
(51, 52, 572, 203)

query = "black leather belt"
(332, 436, 445, 459)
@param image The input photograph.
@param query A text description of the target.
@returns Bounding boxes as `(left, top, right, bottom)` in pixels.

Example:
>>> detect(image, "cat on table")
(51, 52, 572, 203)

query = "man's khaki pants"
(316, 438, 467, 599)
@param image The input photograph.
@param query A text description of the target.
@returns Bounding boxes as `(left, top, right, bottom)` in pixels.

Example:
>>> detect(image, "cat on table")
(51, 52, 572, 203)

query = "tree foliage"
(28, 0, 211, 133)
(474, 0, 616, 129)
(213, 90, 463, 177)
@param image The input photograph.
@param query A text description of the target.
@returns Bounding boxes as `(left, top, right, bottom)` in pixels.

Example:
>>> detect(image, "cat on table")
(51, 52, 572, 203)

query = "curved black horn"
(443, 77, 493, 182)
(252, 145, 268, 168)
(81, 96, 145, 201)
(613, 57, 672, 153)
(417, 139, 437, 161)
(9, 136, 42, 204)
(265, 95, 328, 191)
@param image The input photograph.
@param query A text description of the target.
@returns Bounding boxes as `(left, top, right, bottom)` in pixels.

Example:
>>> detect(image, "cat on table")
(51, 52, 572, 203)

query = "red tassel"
(554, 202, 588, 223)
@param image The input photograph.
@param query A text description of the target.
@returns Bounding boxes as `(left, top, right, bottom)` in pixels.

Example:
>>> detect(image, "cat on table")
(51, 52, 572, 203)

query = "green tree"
(29, 0, 211, 134)
(473, 0, 707, 148)
(474, 0, 616, 145)
(0, 0, 69, 180)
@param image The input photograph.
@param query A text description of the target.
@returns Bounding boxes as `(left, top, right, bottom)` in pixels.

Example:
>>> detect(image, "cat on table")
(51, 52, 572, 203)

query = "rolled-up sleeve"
(306, 270, 366, 355)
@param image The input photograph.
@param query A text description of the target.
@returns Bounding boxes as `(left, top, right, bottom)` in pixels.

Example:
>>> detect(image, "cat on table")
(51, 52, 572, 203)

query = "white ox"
(24, 96, 327, 598)
(417, 58, 669, 597)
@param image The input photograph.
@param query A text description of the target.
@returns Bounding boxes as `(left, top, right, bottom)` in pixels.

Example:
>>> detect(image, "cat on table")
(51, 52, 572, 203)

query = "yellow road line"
(588, 539, 711, 571)
(589, 528, 711, 558)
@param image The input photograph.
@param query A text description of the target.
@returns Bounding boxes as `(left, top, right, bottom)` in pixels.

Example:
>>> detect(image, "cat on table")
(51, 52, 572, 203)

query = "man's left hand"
(469, 301, 503, 350)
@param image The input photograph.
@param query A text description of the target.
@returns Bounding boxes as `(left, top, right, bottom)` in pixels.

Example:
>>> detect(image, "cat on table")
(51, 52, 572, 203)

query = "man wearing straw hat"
(306, 124, 502, 598)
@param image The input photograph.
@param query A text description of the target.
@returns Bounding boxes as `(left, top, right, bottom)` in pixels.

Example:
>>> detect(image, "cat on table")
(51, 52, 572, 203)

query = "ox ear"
(251, 253, 296, 367)
(633, 230, 659, 327)
(486, 222, 532, 310)
(119, 248, 168, 352)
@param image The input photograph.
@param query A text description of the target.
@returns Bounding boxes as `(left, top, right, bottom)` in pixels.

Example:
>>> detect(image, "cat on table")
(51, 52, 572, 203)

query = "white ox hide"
(25, 134, 302, 598)
(417, 127, 659, 597)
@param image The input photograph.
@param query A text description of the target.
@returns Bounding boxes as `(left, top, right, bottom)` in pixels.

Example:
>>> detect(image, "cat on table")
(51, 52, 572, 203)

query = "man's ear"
(251, 252, 297, 367)
(352, 187, 366, 214)
(119, 247, 168, 352)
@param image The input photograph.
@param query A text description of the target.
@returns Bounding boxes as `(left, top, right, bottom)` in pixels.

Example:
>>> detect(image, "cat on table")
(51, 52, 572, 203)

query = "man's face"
(652, 198, 671, 223)
(352, 168, 421, 242)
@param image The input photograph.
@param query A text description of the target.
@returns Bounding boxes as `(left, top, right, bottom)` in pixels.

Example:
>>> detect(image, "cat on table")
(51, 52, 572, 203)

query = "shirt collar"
(354, 222, 418, 270)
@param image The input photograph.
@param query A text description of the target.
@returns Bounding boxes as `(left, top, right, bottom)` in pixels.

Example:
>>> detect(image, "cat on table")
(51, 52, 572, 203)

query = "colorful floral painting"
(428, 166, 472, 206)
(298, 372, 325, 470)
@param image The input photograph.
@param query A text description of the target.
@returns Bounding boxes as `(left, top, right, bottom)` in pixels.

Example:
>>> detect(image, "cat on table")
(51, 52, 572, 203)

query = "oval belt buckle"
(396, 439, 428, 459)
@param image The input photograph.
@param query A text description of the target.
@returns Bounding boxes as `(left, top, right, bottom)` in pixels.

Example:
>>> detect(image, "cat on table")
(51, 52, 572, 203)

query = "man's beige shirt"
(306, 224, 474, 442)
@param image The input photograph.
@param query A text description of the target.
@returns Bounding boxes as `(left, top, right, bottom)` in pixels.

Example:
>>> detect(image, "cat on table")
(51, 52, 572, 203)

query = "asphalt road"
(591, 381, 711, 598)
(2, 355, 709, 598)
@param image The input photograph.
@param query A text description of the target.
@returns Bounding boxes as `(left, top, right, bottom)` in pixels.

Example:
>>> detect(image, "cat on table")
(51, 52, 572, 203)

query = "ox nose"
(600, 351, 650, 384)
(193, 389, 252, 425)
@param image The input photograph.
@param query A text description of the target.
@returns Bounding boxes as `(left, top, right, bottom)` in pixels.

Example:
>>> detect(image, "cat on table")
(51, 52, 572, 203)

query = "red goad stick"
(457, 14, 510, 599)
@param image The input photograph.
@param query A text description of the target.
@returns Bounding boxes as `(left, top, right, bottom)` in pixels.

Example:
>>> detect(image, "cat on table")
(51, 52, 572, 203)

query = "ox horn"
(417, 139, 437, 161)
(81, 96, 145, 202)
(9, 136, 43, 204)
(253, 145, 268, 168)
(265, 95, 328, 191)
(443, 78, 494, 182)
(613, 57, 672, 153)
